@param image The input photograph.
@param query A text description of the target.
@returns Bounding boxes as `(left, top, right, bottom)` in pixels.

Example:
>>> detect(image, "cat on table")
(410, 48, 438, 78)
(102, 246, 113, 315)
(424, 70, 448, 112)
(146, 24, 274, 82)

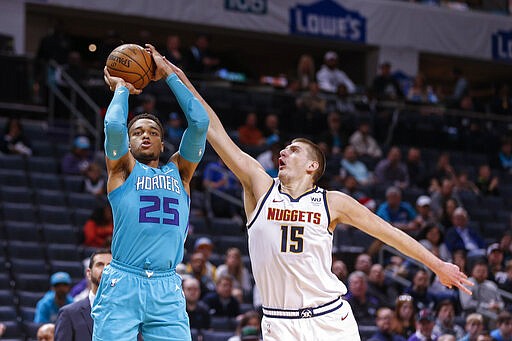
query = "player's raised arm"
(327, 190, 474, 295)
(147, 45, 209, 192)
(146, 45, 272, 212)
(103, 68, 141, 193)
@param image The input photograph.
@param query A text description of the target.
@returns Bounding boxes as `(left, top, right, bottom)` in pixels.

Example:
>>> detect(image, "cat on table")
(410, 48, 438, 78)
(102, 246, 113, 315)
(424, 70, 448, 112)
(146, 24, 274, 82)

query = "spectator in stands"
(0, 323, 5, 337)
(37, 323, 55, 341)
(238, 112, 264, 147)
(163, 34, 185, 69)
(454, 170, 479, 195)
(34, 272, 73, 323)
(327, 84, 356, 115)
(407, 308, 438, 341)
(184, 34, 220, 74)
(499, 232, 512, 263)
(133, 94, 161, 121)
(296, 53, 316, 90)
(203, 156, 242, 218)
(432, 299, 465, 339)
(406, 73, 438, 104)
(445, 207, 485, 255)
(431, 179, 461, 222)
(487, 243, 504, 282)
(490, 311, 512, 341)
(375, 147, 410, 189)
(404, 268, 437, 311)
(354, 253, 373, 275)
(54, 51, 87, 87)
(338, 175, 369, 201)
(83, 201, 113, 248)
(439, 197, 460, 229)
(437, 335, 455, 341)
(490, 84, 512, 116)
(316, 51, 356, 94)
(216, 247, 252, 302)
(460, 259, 504, 318)
(261, 113, 281, 146)
(82, 162, 106, 197)
(318, 111, 347, 157)
(372, 62, 404, 101)
(412, 196, 438, 234)
(445, 67, 469, 109)
(418, 223, 452, 262)
(0, 117, 32, 156)
(332, 259, 349, 283)
(392, 294, 417, 339)
(340, 145, 374, 186)
(367, 263, 400, 308)
(165, 112, 185, 150)
(496, 259, 512, 292)
(295, 82, 327, 134)
(429, 153, 457, 191)
(54, 249, 112, 341)
(69, 257, 90, 302)
(459, 313, 485, 341)
(368, 307, 407, 341)
(376, 186, 417, 233)
(475, 164, 500, 196)
(193, 237, 217, 281)
(228, 311, 261, 341)
(349, 120, 383, 160)
(202, 274, 240, 317)
(406, 147, 429, 189)
(185, 251, 216, 299)
(491, 137, 512, 173)
(344, 271, 379, 325)
(183, 277, 211, 331)
(61, 136, 93, 175)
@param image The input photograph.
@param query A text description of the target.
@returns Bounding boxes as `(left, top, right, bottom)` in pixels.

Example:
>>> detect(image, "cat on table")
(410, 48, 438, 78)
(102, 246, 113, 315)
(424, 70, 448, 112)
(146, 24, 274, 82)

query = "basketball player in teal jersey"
(153, 51, 474, 340)
(91, 46, 209, 341)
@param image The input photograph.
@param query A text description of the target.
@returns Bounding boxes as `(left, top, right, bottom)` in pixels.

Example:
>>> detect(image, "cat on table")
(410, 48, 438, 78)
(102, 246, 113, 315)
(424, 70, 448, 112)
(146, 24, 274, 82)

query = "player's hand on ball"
(104, 67, 142, 95)
(145, 44, 173, 81)
(437, 261, 473, 295)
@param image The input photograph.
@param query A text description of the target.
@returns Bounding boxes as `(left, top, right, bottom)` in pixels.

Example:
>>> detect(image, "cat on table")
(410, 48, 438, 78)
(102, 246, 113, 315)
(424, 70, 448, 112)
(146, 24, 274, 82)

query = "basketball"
(106, 44, 155, 90)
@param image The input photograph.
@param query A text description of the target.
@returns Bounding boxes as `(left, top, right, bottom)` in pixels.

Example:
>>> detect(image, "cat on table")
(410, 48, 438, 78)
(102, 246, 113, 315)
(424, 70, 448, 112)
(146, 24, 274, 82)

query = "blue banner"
(289, 0, 366, 43)
(492, 30, 512, 62)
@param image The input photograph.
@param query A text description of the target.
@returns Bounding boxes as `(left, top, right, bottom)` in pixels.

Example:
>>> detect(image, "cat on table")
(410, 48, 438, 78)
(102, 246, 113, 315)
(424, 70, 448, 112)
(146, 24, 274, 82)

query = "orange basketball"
(106, 44, 155, 90)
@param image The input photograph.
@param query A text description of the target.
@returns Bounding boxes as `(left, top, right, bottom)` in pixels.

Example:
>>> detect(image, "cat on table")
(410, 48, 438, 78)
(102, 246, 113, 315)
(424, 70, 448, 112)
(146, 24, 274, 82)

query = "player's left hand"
(436, 261, 473, 295)
(103, 67, 141, 95)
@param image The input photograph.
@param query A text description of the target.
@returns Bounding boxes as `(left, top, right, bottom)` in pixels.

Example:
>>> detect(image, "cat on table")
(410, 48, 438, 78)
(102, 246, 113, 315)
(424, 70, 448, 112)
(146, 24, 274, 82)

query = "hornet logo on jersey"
(110, 278, 120, 287)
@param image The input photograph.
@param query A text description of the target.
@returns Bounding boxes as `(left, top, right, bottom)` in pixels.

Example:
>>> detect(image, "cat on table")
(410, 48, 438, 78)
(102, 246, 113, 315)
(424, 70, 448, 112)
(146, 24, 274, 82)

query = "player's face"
(129, 119, 164, 163)
(278, 142, 316, 181)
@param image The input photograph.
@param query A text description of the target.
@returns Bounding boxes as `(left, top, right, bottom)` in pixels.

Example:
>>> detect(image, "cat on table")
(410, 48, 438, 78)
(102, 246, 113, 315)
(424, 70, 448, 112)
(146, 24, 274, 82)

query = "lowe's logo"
(492, 30, 512, 62)
(290, 0, 366, 43)
(225, 0, 267, 14)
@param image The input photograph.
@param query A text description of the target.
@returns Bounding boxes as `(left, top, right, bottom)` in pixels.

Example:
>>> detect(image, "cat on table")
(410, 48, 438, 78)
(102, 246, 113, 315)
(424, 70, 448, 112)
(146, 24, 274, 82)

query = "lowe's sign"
(289, 0, 366, 43)
(492, 30, 512, 62)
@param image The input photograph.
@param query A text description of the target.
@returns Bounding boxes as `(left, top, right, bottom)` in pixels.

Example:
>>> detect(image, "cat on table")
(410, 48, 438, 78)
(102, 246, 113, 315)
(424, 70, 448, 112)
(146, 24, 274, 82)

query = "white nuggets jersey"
(247, 179, 347, 309)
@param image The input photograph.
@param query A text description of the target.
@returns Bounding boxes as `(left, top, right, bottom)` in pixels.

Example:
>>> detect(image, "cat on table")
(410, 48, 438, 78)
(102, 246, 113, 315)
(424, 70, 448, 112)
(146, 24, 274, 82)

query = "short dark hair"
(89, 249, 112, 269)
(291, 138, 326, 183)
(127, 113, 164, 137)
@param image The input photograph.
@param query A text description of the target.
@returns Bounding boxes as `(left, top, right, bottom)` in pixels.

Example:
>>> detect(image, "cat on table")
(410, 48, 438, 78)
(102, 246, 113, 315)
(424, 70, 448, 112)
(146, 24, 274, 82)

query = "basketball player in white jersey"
(150, 48, 473, 341)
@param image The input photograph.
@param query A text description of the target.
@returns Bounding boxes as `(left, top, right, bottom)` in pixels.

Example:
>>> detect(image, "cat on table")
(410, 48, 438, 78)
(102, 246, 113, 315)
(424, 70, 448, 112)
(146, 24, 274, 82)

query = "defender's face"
(278, 142, 313, 180)
(129, 119, 164, 162)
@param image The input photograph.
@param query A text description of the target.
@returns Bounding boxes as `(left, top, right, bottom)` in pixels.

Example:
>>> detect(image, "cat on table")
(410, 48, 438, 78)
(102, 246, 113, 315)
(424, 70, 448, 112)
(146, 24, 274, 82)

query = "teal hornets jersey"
(108, 161, 190, 270)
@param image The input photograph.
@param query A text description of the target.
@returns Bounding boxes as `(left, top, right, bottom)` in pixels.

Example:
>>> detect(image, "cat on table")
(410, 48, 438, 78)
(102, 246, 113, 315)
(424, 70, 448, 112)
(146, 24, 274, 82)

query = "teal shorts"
(91, 260, 191, 341)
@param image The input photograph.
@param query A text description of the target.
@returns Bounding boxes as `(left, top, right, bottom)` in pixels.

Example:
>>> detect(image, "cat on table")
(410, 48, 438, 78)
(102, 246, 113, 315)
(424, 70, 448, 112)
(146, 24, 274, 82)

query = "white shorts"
(261, 298, 360, 341)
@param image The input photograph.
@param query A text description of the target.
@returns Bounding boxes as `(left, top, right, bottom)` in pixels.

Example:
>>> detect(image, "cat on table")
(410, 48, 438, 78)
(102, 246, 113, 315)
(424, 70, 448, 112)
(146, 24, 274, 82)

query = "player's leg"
(91, 265, 143, 341)
(142, 274, 191, 341)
